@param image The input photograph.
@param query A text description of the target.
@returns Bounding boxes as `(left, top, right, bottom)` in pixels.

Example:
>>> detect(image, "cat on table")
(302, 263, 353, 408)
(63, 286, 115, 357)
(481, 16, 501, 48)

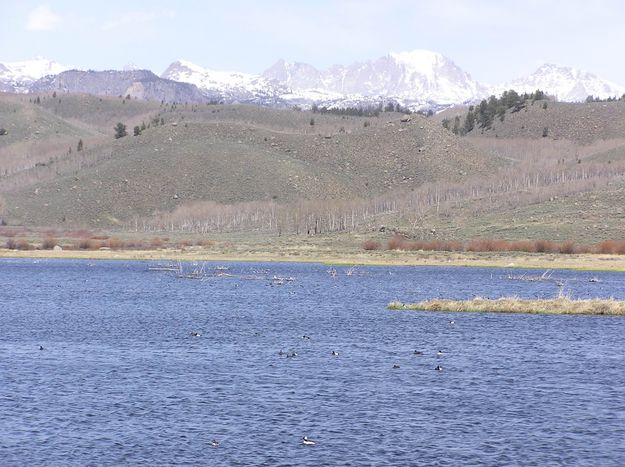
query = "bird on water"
(302, 436, 316, 446)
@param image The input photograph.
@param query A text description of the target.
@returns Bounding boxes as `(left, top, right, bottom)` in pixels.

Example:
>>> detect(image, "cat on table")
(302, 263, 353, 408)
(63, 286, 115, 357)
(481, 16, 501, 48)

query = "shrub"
(362, 239, 381, 250)
(533, 239, 555, 253)
(507, 240, 535, 253)
(558, 240, 577, 254)
(107, 237, 125, 250)
(196, 239, 216, 247)
(16, 239, 33, 250)
(150, 237, 164, 249)
(387, 235, 405, 250)
(41, 237, 57, 249)
(596, 240, 625, 254)
(77, 238, 101, 250)
(5, 238, 16, 249)
(467, 239, 497, 252)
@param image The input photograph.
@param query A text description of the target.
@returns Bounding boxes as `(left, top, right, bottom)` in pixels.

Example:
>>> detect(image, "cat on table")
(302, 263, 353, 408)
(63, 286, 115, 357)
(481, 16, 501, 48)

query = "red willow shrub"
(375, 237, 625, 255)
(596, 240, 625, 254)
(362, 239, 382, 250)
(41, 237, 57, 249)
(387, 235, 405, 250)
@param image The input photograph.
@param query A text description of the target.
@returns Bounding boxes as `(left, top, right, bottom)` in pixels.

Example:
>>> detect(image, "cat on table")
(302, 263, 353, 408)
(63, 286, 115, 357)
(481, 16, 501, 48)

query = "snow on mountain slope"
(3, 54, 625, 108)
(264, 49, 487, 109)
(161, 59, 287, 103)
(0, 56, 71, 92)
(490, 64, 625, 102)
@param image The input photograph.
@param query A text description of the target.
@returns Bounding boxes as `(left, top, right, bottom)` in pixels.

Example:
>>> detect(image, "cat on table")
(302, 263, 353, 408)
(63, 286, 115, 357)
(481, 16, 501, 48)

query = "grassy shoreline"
(2, 247, 625, 271)
(389, 297, 625, 315)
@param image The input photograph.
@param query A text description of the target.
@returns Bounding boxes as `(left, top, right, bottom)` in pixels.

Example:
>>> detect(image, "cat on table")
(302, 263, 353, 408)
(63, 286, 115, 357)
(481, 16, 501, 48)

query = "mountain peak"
(390, 49, 443, 65)
(162, 59, 287, 103)
(494, 63, 625, 101)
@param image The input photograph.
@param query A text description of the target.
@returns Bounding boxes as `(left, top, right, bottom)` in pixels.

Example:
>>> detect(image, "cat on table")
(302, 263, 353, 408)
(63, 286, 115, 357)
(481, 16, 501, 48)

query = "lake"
(1, 259, 624, 465)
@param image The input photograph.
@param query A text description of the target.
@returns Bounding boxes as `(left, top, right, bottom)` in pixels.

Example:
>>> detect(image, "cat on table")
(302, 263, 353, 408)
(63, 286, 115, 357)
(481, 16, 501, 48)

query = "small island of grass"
(388, 297, 625, 315)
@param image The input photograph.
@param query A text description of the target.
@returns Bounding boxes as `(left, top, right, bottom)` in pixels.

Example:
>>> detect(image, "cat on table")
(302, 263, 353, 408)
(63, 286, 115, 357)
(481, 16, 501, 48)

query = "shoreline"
(2, 248, 625, 271)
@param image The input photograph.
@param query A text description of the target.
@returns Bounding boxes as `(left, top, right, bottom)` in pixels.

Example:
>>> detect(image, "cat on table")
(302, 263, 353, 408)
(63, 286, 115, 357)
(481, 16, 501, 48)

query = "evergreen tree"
(463, 110, 475, 133)
(114, 123, 127, 139)
(134, 125, 141, 136)
(452, 116, 461, 135)
(77, 139, 83, 152)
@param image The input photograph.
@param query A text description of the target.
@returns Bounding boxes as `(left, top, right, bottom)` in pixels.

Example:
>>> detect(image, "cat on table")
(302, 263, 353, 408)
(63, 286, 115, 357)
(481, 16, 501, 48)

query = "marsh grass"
(388, 297, 625, 315)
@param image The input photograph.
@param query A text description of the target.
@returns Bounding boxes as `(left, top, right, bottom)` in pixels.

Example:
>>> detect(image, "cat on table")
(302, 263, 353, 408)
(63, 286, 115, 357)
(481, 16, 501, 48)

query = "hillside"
(0, 95, 499, 228)
(439, 99, 625, 144)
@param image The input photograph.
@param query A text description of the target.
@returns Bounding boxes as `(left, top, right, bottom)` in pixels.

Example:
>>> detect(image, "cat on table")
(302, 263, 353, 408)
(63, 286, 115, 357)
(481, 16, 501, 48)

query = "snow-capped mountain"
(491, 64, 625, 102)
(161, 60, 287, 104)
(3, 52, 625, 108)
(263, 50, 488, 109)
(0, 56, 71, 92)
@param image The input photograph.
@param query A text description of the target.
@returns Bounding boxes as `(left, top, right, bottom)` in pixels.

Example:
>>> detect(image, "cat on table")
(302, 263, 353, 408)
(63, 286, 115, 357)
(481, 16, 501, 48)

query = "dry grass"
(388, 297, 625, 315)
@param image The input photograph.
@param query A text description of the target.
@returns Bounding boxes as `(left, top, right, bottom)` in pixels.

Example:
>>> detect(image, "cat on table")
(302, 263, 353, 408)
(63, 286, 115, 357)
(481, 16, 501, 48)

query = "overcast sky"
(2, 0, 625, 84)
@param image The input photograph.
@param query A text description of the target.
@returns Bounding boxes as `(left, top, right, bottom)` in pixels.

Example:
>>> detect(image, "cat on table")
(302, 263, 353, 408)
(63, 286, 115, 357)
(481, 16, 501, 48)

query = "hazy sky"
(2, 0, 625, 84)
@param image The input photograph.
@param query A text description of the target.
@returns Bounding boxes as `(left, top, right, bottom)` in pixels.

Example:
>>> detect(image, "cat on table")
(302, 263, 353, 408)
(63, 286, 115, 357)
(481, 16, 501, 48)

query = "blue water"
(1, 259, 624, 466)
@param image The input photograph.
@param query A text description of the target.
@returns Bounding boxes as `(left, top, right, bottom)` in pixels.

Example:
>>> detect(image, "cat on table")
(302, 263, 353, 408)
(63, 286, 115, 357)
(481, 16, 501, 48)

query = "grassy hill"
(438, 99, 625, 144)
(0, 95, 500, 228)
(3, 91, 625, 246)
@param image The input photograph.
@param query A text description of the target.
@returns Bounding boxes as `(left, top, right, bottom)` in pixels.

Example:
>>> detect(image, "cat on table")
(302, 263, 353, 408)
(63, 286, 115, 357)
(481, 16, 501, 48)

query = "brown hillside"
(0, 100, 499, 227)
(439, 100, 625, 144)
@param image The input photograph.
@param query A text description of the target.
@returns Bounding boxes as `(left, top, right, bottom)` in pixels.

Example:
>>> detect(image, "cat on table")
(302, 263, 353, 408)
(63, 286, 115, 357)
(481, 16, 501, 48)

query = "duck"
(211, 439, 220, 448)
(393, 364, 401, 369)
(331, 351, 339, 356)
(437, 350, 444, 357)
(286, 352, 298, 358)
(39, 345, 44, 351)
(435, 365, 443, 371)
(413, 350, 423, 355)
(449, 320, 455, 325)
(302, 436, 316, 446)
(302, 335, 311, 340)
(190, 332, 201, 337)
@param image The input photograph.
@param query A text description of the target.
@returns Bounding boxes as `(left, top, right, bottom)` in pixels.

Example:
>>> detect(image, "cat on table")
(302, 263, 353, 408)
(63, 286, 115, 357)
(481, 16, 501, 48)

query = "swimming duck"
(39, 345, 44, 351)
(437, 350, 444, 357)
(413, 350, 423, 355)
(331, 351, 339, 356)
(449, 320, 455, 325)
(190, 332, 201, 337)
(211, 439, 220, 448)
(393, 364, 400, 369)
(302, 436, 316, 446)
(435, 365, 443, 371)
